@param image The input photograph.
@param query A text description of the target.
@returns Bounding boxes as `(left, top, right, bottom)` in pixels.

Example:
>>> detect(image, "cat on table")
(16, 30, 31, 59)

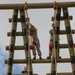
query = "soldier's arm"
(30, 24, 37, 35)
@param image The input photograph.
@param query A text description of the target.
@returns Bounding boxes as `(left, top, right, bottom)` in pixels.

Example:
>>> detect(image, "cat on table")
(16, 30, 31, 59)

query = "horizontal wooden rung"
(60, 44, 75, 48)
(9, 18, 21, 22)
(6, 45, 35, 50)
(9, 16, 73, 22)
(52, 16, 72, 21)
(5, 58, 71, 64)
(50, 29, 75, 35)
(7, 32, 22, 36)
(47, 72, 72, 75)
(49, 44, 75, 49)
(6, 44, 75, 50)
(7, 30, 75, 36)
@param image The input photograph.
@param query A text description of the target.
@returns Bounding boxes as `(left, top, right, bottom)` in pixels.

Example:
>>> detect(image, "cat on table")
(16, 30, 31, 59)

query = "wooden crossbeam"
(52, 16, 72, 21)
(6, 43, 74, 51)
(0, 2, 75, 9)
(7, 32, 22, 36)
(50, 30, 75, 35)
(6, 45, 34, 50)
(6, 45, 25, 50)
(9, 18, 21, 22)
(5, 58, 71, 64)
(9, 16, 73, 22)
(50, 43, 75, 49)
(59, 44, 75, 48)
(59, 44, 69, 48)
(47, 73, 72, 75)
(8, 31, 75, 38)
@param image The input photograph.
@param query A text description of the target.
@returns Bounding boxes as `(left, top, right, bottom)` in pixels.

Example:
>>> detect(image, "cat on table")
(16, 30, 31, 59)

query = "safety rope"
(53, 0, 57, 53)
(24, 2, 34, 44)
(54, 0, 57, 10)
(51, 0, 57, 28)
(24, 2, 30, 75)
(53, 1, 57, 75)
(24, 2, 28, 18)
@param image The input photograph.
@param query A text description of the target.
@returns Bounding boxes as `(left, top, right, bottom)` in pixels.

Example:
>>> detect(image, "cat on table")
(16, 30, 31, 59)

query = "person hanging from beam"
(26, 17, 42, 59)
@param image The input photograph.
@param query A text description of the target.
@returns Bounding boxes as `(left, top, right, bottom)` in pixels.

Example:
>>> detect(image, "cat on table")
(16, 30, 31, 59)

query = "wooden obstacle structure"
(0, 1, 74, 75)
(47, 7, 75, 75)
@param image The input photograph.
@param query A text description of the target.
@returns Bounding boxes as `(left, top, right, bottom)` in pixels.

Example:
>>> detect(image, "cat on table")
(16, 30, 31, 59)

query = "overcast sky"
(0, 0, 75, 75)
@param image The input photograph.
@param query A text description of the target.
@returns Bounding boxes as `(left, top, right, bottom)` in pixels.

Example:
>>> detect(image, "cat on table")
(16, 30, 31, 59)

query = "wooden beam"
(6, 44, 75, 51)
(52, 16, 72, 21)
(5, 58, 71, 64)
(9, 16, 73, 22)
(6, 45, 24, 50)
(9, 18, 21, 22)
(60, 44, 68, 48)
(7, 29, 75, 36)
(47, 73, 72, 75)
(6, 45, 34, 50)
(50, 30, 75, 35)
(60, 44, 75, 48)
(7, 32, 22, 36)
(0, 2, 75, 9)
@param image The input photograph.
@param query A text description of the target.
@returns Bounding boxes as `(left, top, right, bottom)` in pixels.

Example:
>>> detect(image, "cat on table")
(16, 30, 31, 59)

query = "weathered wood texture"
(5, 58, 71, 64)
(52, 16, 72, 21)
(9, 16, 73, 22)
(50, 30, 75, 35)
(0, 2, 75, 9)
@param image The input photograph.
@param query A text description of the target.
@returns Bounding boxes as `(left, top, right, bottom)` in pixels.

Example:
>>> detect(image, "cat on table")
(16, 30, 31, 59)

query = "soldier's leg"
(36, 43, 42, 59)
(33, 39, 42, 59)
(47, 43, 52, 59)
(47, 49, 52, 59)
(30, 36, 37, 59)
(32, 46, 36, 59)
(32, 27, 42, 59)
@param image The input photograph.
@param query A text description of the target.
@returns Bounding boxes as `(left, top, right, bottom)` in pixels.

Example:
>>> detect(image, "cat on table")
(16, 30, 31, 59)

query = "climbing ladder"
(5, 9, 38, 75)
(47, 7, 75, 75)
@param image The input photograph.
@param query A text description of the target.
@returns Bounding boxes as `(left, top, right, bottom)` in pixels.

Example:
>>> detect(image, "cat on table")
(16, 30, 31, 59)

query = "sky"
(0, 0, 75, 75)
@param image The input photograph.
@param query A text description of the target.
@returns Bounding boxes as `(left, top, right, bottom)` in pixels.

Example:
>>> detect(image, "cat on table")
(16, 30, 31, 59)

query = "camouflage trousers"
(32, 38, 42, 56)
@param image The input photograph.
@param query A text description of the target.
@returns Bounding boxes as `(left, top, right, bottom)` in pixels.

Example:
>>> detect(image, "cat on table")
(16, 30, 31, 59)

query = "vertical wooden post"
(63, 8, 75, 75)
(51, 8, 61, 75)
(6, 9, 18, 75)
(20, 9, 33, 75)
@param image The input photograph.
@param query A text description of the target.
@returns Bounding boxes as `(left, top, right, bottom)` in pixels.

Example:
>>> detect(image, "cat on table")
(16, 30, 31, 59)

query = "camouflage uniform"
(47, 29, 61, 59)
(47, 34, 53, 59)
(26, 19, 42, 59)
